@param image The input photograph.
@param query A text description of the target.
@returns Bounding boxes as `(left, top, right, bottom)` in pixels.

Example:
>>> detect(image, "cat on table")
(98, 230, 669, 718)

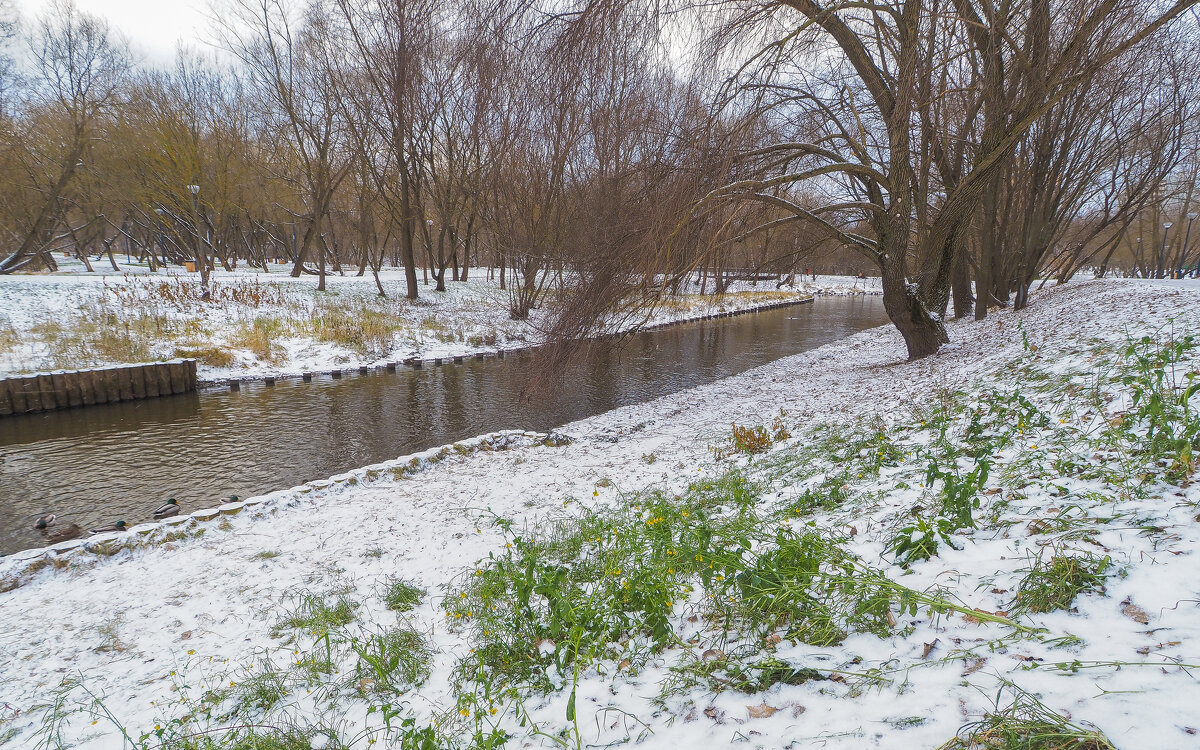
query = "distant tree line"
(0, 0, 1198, 353)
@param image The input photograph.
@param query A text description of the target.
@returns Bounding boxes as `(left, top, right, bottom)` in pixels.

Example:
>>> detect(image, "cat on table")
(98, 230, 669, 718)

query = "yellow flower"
(490, 707, 498, 715)
(187, 649, 195, 655)
(460, 708, 471, 717)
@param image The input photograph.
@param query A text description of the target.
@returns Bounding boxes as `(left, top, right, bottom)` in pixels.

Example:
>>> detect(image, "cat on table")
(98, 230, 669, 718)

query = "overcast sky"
(14, 0, 212, 65)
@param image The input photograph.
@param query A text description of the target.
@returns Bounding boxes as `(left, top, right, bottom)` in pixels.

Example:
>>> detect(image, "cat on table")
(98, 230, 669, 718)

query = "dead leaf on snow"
(747, 702, 779, 719)
(962, 658, 986, 676)
(921, 640, 939, 659)
(1122, 602, 1150, 624)
(702, 648, 724, 661)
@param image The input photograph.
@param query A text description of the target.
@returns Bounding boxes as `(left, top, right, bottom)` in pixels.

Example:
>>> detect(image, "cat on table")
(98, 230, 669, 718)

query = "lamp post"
(187, 184, 210, 298)
(1183, 212, 1198, 278)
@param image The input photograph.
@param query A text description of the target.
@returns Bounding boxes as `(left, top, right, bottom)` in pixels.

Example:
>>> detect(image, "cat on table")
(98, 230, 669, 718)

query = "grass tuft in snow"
(351, 625, 431, 694)
(163, 727, 336, 750)
(937, 686, 1116, 750)
(1012, 552, 1111, 614)
(445, 468, 908, 702)
(229, 317, 285, 363)
(272, 592, 359, 638)
(174, 344, 237, 367)
(382, 577, 425, 612)
(310, 303, 405, 356)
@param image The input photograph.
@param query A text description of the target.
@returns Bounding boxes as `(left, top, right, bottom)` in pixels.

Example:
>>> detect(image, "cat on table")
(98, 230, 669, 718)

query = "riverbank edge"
(194, 294, 818, 388)
(0, 429, 562, 572)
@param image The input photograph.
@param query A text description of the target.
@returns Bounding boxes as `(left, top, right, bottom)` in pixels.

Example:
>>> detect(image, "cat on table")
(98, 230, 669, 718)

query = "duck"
(34, 513, 56, 530)
(89, 520, 129, 535)
(42, 523, 84, 544)
(153, 498, 181, 519)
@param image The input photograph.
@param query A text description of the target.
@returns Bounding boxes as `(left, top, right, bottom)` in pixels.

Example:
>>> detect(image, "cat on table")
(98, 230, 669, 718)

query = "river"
(0, 296, 887, 553)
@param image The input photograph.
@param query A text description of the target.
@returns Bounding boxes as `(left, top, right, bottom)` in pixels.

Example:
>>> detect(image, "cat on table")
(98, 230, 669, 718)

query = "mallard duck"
(89, 520, 129, 535)
(153, 498, 181, 519)
(43, 523, 83, 544)
(35, 513, 56, 530)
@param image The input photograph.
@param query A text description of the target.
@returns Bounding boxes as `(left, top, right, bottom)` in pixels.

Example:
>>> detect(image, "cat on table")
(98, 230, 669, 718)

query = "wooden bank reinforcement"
(0, 359, 197, 417)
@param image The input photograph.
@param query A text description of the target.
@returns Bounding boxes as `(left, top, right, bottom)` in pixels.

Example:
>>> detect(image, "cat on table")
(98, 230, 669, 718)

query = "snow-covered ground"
(0, 264, 874, 381)
(2, 278, 1196, 749)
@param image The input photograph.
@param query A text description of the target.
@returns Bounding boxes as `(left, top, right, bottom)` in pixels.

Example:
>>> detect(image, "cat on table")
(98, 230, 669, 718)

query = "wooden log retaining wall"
(0, 360, 196, 417)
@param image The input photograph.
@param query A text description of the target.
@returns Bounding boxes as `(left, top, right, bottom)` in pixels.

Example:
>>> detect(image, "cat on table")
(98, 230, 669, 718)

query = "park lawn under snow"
(0, 262, 874, 381)
(1, 278, 1198, 749)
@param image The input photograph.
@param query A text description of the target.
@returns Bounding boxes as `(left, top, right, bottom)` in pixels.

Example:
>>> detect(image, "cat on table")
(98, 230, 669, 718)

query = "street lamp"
(1184, 212, 1198, 278)
(186, 184, 209, 297)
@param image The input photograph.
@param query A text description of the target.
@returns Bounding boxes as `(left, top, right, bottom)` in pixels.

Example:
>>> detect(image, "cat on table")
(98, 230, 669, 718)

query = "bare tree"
(0, 0, 130, 273)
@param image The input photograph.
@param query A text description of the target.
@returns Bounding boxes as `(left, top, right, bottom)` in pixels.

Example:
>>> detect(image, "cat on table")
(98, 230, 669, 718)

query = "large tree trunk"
(881, 259, 948, 359)
(951, 247, 974, 318)
(400, 214, 419, 300)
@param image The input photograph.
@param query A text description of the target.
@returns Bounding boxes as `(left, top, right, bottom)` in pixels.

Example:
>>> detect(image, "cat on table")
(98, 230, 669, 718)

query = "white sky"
(14, 0, 212, 65)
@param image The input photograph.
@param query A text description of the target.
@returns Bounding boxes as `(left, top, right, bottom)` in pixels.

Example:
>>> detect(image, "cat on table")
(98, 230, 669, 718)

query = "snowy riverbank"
(2, 278, 1197, 749)
(0, 267, 878, 381)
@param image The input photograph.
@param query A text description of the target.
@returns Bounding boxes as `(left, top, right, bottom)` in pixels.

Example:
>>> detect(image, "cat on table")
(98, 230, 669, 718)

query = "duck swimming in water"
(153, 498, 181, 519)
(34, 513, 56, 530)
(89, 520, 128, 535)
(42, 523, 84, 544)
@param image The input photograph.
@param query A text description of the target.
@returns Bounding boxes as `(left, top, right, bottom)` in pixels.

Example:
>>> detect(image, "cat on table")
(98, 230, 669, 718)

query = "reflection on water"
(0, 297, 887, 553)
